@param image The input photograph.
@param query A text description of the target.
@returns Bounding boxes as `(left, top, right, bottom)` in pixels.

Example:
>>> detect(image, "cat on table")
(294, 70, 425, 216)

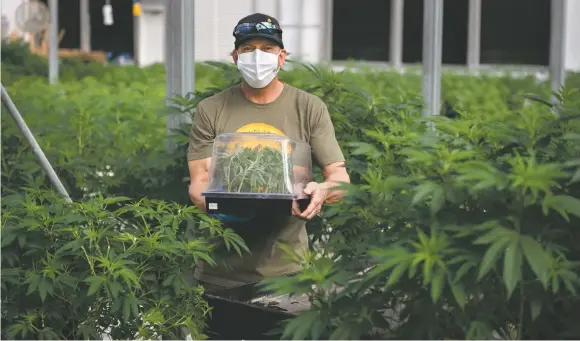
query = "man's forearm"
(189, 180, 207, 212)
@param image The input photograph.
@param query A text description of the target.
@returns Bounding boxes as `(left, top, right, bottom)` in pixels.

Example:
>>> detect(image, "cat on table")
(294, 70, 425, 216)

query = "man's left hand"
(294, 182, 328, 220)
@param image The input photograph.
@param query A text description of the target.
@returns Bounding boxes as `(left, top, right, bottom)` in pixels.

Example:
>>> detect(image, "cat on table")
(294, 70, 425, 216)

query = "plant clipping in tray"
(213, 143, 294, 195)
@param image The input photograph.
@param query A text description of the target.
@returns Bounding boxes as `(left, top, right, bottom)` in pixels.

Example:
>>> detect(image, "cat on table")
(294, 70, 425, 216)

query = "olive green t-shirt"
(187, 83, 344, 289)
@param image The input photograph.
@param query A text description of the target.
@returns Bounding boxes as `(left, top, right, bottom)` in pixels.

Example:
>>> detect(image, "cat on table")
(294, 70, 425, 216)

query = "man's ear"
(232, 50, 238, 64)
(279, 49, 288, 67)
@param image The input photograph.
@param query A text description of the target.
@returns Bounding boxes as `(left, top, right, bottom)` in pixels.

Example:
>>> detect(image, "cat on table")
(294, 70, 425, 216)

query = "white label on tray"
(208, 203, 218, 210)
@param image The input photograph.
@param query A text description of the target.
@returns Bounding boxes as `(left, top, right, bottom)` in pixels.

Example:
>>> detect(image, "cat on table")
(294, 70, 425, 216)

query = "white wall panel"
(280, 0, 300, 25)
(283, 27, 300, 58)
(302, 27, 321, 62)
(216, 0, 253, 60)
(138, 10, 165, 66)
(194, 0, 215, 61)
(564, 0, 580, 71)
(136, 0, 323, 65)
(303, 0, 323, 26)
(256, 0, 278, 16)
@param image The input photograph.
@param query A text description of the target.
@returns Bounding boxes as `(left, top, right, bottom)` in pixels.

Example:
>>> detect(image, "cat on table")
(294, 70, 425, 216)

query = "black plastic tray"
(202, 192, 311, 217)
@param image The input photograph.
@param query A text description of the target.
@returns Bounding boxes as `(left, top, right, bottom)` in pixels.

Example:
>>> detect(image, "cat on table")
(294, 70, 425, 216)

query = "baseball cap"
(233, 13, 284, 49)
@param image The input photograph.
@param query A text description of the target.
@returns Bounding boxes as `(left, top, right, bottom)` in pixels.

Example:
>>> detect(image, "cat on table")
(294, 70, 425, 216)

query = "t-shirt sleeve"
(187, 103, 216, 161)
(309, 101, 345, 167)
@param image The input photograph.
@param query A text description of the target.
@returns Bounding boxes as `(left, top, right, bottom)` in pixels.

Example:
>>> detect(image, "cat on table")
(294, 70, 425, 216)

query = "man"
(187, 13, 350, 293)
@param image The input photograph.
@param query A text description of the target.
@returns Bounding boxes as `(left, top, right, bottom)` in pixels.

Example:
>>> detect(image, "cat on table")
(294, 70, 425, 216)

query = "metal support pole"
(212, 0, 219, 59)
(421, 0, 443, 117)
(390, 0, 404, 69)
(133, 0, 141, 65)
(48, 0, 59, 84)
(276, 0, 282, 23)
(297, 0, 304, 59)
(1, 84, 72, 203)
(323, 0, 333, 62)
(549, 0, 567, 102)
(165, 0, 195, 152)
(80, 0, 91, 52)
(467, 0, 481, 71)
(252, 0, 258, 13)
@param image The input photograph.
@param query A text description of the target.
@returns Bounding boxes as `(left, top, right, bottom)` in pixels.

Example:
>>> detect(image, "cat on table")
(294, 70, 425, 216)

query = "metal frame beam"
(322, 0, 333, 62)
(133, 0, 141, 65)
(467, 0, 481, 70)
(549, 0, 567, 102)
(1, 84, 72, 202)
(165, 0, 195, 152)
(80, 0, 91, 52)
(421, 0, 444, 116)
(390, 0, 404, 69)
(48, 0, 59, 84)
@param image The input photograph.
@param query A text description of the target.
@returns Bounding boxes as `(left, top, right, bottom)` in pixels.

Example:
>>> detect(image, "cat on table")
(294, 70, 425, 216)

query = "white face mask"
(236, 49, 281, 89)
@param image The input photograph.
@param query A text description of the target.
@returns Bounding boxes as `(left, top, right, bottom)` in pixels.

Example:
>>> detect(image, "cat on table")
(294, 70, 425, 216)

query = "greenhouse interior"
(2, 0, 580, 339)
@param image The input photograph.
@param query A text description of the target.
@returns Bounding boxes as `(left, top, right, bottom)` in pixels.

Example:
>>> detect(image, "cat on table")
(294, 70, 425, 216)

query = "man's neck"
(240, 79, 285, 104)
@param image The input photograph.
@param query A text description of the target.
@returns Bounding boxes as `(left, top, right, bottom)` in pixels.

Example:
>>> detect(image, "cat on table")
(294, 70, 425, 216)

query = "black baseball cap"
(233, 13, 284, 49)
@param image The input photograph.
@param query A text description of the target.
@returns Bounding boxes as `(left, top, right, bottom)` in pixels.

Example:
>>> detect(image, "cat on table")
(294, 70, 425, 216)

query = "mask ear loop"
(275, 49, 286, 74)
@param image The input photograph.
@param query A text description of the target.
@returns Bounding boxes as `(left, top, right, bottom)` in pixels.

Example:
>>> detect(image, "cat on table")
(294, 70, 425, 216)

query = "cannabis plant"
(1, 189, 247, 340)
(209, 145, 294, 195)
(262, 83, 580, 339)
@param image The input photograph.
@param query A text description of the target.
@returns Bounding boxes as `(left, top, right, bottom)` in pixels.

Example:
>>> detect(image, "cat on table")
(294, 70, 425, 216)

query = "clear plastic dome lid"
(203, 133, 313, 199)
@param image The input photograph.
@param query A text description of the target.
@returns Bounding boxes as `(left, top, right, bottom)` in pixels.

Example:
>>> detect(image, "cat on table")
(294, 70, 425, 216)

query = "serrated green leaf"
(162, 273, 176, 287)
(520, 236, 549, 288)
(1, 232, 18, 247)
(430, 185, 446, 216)
(454, 261, 475, 283)
(111, 298, 123, 313)
(102, 196, 132, 205)
(281, 311, 320, 340)
(478, 237, 511, 280)
(123, 296, 132, 322)
(412, 182, 437, 206)
(473, 226, 512, 245)
(386, 262, 408, 288)
(430, 268, 445, 303)
(26, 274, 41, 295)
(38, 279, 49, 302)
(347, 141, 381, 159)
(449, 279, 468, 310)
(417, 229, 429, 246)
(130, 296, 139, 318)
(17, 234, 27, 248)
(423, 258, 434, 285)
(86, 276, 105, 296)
(107, 280, 123, 300)
(503, 240, 523, 297)
(542, 194, 580, 221)
(562, 277, 577, 295)
(310, 315, 327, 340)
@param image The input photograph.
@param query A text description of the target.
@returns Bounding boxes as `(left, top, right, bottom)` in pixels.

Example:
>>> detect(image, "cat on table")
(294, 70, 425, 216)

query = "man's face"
(232, 39, 287, 68)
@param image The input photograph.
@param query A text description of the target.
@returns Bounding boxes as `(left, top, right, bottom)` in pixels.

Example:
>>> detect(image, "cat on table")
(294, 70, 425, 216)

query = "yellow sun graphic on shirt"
(233, 123, 290, 151)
